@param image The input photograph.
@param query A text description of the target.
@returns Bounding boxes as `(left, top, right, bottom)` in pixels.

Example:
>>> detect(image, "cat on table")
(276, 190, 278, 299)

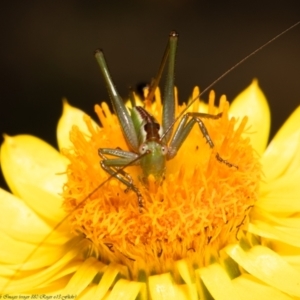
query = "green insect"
(2, 23, 299, 294)
(94, 21, 300, 211)
(94, 31, 237, 211)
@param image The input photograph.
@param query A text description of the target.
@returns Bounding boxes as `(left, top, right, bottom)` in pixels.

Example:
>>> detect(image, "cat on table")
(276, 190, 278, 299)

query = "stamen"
(62, 89, 260, 278)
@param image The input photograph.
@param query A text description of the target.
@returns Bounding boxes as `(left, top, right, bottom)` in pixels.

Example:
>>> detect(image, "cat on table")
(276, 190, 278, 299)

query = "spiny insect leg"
(215, 153, 238, 168)
(189, 112, 238, 168)
(167, 112, 237, 168)
(186, 112, 223, 148)
(167, 112, 218, 159)
(98, 148, 144, 210)
(187, 112, 237, 168)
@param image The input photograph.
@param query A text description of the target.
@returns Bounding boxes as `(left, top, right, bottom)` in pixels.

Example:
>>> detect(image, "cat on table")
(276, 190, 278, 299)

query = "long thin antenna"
(1, 152, 149, 292)
(4, 21, 299, 293)
(160, 21, 300, 141)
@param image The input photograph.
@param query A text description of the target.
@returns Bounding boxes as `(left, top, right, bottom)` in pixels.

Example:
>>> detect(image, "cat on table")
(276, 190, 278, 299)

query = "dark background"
(1, 1, 299, 191)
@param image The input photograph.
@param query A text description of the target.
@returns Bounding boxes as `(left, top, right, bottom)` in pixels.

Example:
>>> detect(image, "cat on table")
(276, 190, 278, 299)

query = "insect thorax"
(131, 106, 163, 145)
(139, 140, 167, 184)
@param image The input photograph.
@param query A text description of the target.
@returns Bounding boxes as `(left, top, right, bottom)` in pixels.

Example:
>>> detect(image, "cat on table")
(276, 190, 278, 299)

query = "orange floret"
(62, 88, 260, 278)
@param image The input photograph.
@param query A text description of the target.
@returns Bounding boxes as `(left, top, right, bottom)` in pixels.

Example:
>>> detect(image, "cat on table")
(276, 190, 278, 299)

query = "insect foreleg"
(99, 148, 139, 163)
(99, 148, 139, 184)
(167, 112, 237, 168)
(98, 148, 144, 209)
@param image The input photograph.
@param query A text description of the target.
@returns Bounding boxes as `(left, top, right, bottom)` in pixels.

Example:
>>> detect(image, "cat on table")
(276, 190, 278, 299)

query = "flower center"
(62, 89, 261, 278)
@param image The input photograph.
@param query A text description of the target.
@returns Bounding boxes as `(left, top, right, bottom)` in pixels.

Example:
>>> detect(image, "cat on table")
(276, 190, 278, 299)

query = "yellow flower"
(1, 80, 300, 299)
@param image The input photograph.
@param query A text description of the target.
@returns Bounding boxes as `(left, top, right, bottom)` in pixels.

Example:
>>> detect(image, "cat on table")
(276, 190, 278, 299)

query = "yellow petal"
(225, 244, 300, 297)
(16, 277, 68, 296)
(93, 263, 130, 299)
(76, 285, 97, 300)
(57, 99, 99, 150)
(233, 274, 293, 300)
(249, 221, 300, 248)
(258, 175, 300, 214)
(251, 207, 300, 228)
(0, 231, 43, 265)
(105, 279, 143, 300)
(0, 135, 68, 223)
(176, 259, 194, 285)
(268, 241, 300, 270)
(261, 105, 300, 183)
(94, 264, 120, 298)
(1, 238, 81, 293)
(0, 188, 70, 268)
(229, 80, 270, 155)
(0, 230, 69, 269)
(175, 260, 198, 300)
(197, 264, 241, 300)
(148, 273, 189, 300)
(0, 188, 52, 240)
(63, 257, 105, 295)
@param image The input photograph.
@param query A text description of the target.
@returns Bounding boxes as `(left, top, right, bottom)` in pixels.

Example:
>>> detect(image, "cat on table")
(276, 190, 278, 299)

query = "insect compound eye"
(139, 143, 149, 154)
(161, 145, 168, 155)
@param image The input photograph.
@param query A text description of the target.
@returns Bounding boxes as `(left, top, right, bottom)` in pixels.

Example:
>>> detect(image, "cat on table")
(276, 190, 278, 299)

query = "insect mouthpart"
(139, 140, 168, 185)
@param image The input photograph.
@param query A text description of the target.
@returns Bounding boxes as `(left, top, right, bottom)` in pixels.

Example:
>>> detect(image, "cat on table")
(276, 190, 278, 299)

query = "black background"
(1, 1, 299, 191)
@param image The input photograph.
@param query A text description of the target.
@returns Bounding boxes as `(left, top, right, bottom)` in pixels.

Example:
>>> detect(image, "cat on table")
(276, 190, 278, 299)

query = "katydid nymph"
(93, 22, 299, 212)
(94, 31, 237, 211)
(2, 22, 300, 294)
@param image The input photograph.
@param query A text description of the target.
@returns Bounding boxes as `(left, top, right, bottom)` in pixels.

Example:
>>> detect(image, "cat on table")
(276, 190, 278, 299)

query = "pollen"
(62, 88, 261, 279)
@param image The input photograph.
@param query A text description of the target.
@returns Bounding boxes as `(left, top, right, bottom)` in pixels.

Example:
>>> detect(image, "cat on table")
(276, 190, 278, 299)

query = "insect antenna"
(1, 151, 149, 292)
(160, 21, 300, 142)
(4, 22, 299, 293)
